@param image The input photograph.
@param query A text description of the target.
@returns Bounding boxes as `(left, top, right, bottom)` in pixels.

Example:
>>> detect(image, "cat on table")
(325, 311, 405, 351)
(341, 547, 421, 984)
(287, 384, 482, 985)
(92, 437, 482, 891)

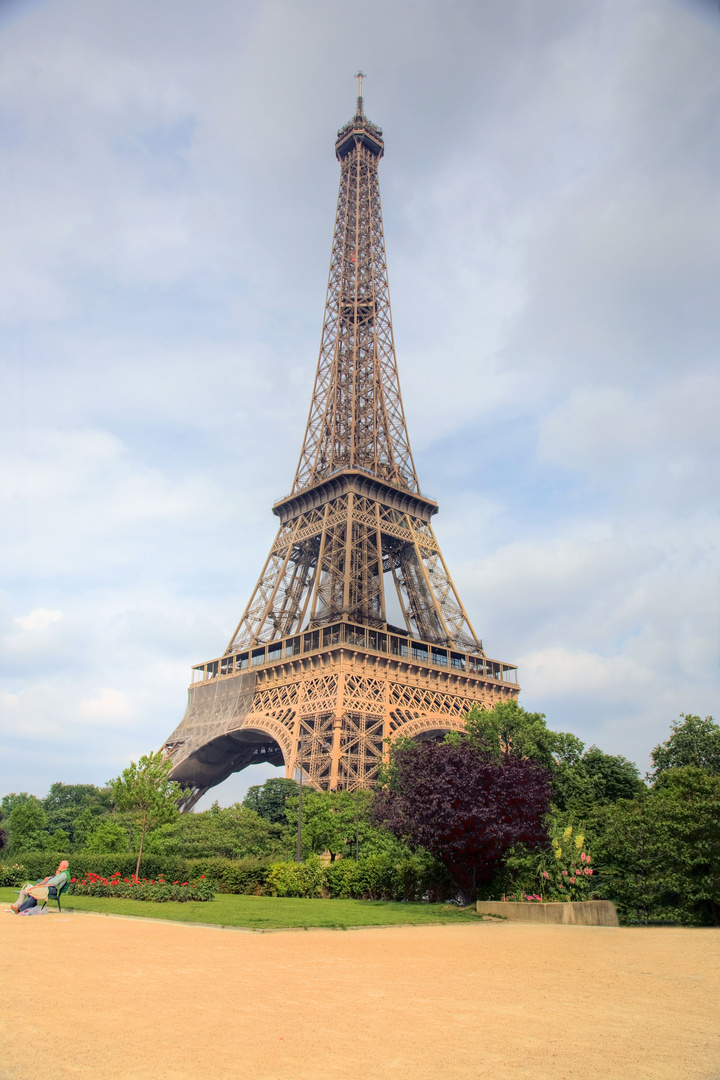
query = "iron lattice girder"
(225, 474, 477, 653)
(293, 113, 417, 496)
(162, 97, 519, 797)
(164, 628, 519, 797)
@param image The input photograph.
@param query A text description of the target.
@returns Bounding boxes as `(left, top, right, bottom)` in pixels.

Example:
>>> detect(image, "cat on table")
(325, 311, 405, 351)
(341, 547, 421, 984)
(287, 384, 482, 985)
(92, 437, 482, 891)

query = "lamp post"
(355, 790, 360, 861)
(295, 739, 303, 863)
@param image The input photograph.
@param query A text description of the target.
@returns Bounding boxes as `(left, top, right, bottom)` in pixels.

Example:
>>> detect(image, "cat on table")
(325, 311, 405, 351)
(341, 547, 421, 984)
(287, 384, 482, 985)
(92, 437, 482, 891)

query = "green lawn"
(0, 887, 484, 929)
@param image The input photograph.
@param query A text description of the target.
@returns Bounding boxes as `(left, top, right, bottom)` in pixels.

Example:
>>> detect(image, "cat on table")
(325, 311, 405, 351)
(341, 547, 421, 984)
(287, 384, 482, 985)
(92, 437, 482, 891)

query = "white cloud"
(15, 608, 63, 631)
(518, 647, 653, 704)
(77, 688, 133, 723)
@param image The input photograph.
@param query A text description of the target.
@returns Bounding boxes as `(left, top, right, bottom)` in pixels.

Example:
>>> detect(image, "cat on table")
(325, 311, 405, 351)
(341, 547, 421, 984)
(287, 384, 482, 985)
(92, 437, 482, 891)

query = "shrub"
(70, 871, 215, 902)
(7, 851, 451, 903)
(324, 852, 451, 901)
(0, 862, 26, 887)
(266, 855, 325, 898)
(214, 858, 272, 894)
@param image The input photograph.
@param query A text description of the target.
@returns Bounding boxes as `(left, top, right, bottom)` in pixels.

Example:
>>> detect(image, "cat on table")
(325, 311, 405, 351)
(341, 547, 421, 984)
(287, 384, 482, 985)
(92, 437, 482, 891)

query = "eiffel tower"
(162, 77, 519, 810)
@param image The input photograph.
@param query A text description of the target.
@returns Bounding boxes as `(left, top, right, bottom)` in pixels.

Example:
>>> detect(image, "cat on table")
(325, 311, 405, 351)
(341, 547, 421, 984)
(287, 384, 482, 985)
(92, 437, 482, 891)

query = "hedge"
(0, 852, 272, 893)
(2, 850, 452, 901)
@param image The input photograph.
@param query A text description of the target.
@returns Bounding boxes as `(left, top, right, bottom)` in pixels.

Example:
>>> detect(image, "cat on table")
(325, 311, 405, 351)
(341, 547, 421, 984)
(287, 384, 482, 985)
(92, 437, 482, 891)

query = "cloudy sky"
(1, 0, 718, 808)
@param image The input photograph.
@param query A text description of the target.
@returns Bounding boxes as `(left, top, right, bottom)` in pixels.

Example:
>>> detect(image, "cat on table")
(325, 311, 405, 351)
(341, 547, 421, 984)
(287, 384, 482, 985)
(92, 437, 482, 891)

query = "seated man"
(11, 860, 70, 914)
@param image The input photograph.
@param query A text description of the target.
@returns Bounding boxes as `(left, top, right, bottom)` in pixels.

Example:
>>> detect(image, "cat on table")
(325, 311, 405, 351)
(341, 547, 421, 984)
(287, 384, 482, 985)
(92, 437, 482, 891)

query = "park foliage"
(1, 709, 718, 923)
(372, 733, 551, 904)
(69, 870, 216, 902)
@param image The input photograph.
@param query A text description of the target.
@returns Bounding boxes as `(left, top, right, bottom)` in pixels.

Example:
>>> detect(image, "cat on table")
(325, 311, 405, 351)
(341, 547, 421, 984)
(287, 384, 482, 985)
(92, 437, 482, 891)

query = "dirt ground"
(1, 909, 718, 1080)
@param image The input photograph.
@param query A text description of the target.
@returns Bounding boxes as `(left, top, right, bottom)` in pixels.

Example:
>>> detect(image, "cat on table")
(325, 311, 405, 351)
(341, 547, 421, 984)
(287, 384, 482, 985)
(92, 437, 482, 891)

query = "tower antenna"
(355, 70, 366, 114)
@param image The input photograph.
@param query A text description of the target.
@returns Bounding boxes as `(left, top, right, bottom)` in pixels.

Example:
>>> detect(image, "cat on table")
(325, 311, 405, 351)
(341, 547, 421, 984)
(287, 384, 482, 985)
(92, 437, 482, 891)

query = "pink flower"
(559, 884, 564, 890)
(569, 877, 576, 884)
(586, 856, 591, 865)
(542, 871, 549, 879)
(586, 868, 593, 876)
(562, 870, 568, 877)
(581, 853, 587, 863)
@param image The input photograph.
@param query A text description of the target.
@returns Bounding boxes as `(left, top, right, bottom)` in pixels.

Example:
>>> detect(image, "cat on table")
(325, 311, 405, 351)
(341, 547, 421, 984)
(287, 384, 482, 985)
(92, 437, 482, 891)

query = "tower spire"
(161, 101, 519, 807)
(355, 70, 366, 116)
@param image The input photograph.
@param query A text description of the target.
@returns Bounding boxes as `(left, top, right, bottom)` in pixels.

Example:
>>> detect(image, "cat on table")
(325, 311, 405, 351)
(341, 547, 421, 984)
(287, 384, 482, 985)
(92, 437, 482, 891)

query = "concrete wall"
(475, 900, 619, 927)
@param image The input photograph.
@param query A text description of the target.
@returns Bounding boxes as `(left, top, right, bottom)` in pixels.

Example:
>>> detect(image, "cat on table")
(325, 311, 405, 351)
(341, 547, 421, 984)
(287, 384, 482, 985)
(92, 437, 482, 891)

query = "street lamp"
(295, 738, 303, 863)
(355, 789, 360, 861)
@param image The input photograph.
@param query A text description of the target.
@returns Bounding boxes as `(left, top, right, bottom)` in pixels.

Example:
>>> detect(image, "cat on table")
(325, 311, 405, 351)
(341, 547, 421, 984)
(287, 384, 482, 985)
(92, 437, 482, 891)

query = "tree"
(6, 796, 52, 853)
(84, 819, 129, 854)
(597, 767, 720, 925)
(285, 789, 373, 862)
(609, 767, 720, 924)
(242, 778, 302, 825)
(553, 746, 645, 816)
(1, 792, 34, 817)
(109, 752, 183, 876)
(463, 700, 567, 769)
(649, 714, 720, 780)
(145, 803, 286, 860)
(43, 782, 111, 845)
(463, 701, 643, 817)
(581, 747, 644, 803)
(373, 739, 551, 905)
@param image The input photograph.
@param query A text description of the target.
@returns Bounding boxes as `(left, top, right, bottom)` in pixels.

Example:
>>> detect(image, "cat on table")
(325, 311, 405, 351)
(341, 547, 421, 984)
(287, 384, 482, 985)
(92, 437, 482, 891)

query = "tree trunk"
(135, 809, 147, 878)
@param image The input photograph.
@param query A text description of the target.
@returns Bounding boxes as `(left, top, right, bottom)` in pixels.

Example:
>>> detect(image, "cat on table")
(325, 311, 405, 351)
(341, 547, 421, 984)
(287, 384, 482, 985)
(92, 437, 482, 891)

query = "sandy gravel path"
(1, 909, 718, 1080)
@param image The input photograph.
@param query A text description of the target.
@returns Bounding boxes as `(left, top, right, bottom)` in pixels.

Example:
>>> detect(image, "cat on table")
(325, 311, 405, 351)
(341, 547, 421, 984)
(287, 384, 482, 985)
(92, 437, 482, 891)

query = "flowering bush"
(541, 825, 594, 901)
(70, 871, 215, 902)
(503, 893, 542, 902)
(0, 862, 26, 888)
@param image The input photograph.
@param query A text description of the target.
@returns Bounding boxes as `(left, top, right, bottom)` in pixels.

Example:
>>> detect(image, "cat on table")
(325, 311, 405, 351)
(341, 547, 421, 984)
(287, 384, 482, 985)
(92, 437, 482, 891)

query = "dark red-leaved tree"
(373, 739, 551, 905)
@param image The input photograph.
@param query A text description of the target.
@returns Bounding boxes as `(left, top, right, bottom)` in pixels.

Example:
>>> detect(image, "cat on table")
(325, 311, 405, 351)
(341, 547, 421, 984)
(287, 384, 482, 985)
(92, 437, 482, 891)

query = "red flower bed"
(70, 871, 214, 902)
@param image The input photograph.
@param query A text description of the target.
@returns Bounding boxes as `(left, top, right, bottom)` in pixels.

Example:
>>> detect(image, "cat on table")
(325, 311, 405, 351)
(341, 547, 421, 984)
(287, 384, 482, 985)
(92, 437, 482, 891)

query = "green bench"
(41, 877, 71, 913)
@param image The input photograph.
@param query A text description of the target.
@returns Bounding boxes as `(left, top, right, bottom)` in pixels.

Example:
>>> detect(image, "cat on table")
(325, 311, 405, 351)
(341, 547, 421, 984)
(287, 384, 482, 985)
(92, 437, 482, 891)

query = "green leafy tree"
(581, 747, 644, 802)
(50, 828, 70, 849)
(597, 767, 720, 925)
(462, 701, 642, 817)
(43, 782, 111, 845)
(84, 819, 129, 853)
(242, 778, 301, 825)
(650, 714, 720, 780)
(553, 746, 645, 816)
(109, 752, 183, 876)
(463, 701, 565, 768)
(1, 792, 33, 817)
(6, 795, 52, 853)
(145, 803, 287, 860)
(286, 790, 374, 861)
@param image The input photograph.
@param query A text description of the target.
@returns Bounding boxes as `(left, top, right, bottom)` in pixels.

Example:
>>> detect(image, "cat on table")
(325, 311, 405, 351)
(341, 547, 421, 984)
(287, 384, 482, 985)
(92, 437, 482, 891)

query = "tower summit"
(162, 85, 519, 809)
